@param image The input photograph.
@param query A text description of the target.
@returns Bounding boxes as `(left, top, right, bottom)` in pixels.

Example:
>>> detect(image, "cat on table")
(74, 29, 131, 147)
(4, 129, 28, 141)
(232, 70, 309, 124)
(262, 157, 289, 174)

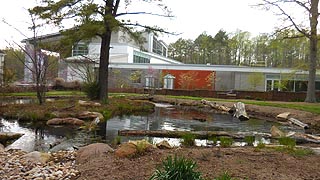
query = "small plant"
(208, 136, 218, 145)
(255, 140, 266, 149)
(244, 136, 255, 146)
(136, 141, 148, 155)
(214, 171, 232, 180)
(219, 137, 233, 148)
(112, 136, 122, 145)
(278, 137, 296, 149)
(181, 133, 196, 147)
(82, 81, 99, 100)
(149, 155, 203, 180)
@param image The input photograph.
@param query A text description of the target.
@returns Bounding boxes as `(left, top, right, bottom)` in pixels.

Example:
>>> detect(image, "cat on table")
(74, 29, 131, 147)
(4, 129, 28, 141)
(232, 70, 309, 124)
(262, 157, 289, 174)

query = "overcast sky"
(0, 0, 282, 49)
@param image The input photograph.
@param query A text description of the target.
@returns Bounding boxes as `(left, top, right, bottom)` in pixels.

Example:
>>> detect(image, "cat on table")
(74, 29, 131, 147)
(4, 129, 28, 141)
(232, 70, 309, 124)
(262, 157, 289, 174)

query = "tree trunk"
(98, 31, 112, 102)
(305, 0, 319, 103)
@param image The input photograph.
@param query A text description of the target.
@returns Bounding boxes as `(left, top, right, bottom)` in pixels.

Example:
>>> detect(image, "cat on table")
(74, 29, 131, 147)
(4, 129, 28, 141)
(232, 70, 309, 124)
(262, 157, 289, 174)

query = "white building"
(51, 30, 182, 82)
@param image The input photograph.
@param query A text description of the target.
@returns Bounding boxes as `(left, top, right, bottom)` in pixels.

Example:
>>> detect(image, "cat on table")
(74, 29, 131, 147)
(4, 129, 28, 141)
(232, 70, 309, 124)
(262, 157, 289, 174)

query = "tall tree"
(31, 0, 171, 102)
(259, 0, 319, 102)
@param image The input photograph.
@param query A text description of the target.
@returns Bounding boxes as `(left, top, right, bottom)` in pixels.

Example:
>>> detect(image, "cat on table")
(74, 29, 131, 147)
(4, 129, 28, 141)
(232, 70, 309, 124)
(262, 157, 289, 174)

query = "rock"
(0, 132, 24, 145)
(78, 111, 104, 121)
(76, 143, 114, 164)
(276, 112, 290, 121)
(115, 143, 137, 158)
(22, 151, 51, 164)
(78, 100, 101, 107)
(115, 140, 155, 158)
(0, 143, 4, 151)
(47, 118, 85, 126)
(270, 125, 285, 137)
(156, 140, 172, 149)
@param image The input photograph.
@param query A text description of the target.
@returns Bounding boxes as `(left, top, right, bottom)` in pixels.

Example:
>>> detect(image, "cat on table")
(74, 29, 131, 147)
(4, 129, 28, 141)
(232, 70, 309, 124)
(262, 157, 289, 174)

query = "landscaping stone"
(78, 111, 104, 121)
(0, 132, 23, 145)
(276, 112, 291, 121)
(156, 140, 173, 149)
(22, 151, 51, 164)
(78, 100, 101, 107)
(0, 143, 4, 152)
(115, 143, 138, 158)
(270, 125, 285, 137)
(47, 117, 85, 126)
(76, 143, 114, 164)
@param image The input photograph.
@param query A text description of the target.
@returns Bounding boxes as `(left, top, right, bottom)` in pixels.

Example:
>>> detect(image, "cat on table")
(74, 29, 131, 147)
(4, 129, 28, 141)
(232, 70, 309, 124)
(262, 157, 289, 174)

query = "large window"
(133, 51, 150, 63)
(152, 37, 167, 57)
(72, 43, 88, 56)
(163, 74, 175, 89)
(145, 76, 155, 88)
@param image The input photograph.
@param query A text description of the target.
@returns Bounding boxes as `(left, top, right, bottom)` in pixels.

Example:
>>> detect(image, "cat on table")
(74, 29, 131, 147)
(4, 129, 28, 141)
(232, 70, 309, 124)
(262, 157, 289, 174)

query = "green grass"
(1, 90, 85, 97)
(165, 95, 320, 114)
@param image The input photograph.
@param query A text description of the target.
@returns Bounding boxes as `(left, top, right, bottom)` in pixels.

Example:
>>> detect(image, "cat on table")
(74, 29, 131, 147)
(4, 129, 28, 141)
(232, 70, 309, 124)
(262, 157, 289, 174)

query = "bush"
(82, 81, 100, 100)
(219, 137, 233, 148)
(181, 133, 196, 147)
(150, 155, 203, 180)
(244, 136, 255, 146)
(278, 137, 296, 149)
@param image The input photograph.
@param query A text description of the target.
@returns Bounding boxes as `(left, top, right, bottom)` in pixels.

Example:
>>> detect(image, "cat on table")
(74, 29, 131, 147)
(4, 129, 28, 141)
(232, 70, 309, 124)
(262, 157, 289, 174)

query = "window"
(163, 74, 175, 89)
(133, 51, 150, 63)
(72, 43, 88, 56)
(145, 76, 155, 88)
(152, 37, 167, 57)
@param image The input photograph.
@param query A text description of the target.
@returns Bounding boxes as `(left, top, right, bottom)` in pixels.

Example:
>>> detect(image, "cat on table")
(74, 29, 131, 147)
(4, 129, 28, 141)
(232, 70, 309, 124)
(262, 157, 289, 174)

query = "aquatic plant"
(149, 155, 203, 180)
(244, 136, 255, 146)
(278, 137, 296, 149)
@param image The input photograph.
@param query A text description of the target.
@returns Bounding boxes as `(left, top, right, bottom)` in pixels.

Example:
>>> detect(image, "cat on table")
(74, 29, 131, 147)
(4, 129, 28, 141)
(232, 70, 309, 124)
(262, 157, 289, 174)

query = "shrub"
(219, 137, 233, 148)
(214, 171, 232, 180)
(82, 81, 99, 100)
(181, 133, 196, 147)
(278, 137, 296, 149)
(244, 136, 255, 146)
(150, 155, 203, 180)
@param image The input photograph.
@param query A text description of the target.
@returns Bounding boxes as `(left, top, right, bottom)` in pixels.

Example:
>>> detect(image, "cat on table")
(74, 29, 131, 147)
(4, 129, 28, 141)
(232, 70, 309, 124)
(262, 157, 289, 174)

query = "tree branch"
(116, 11, 174, 18)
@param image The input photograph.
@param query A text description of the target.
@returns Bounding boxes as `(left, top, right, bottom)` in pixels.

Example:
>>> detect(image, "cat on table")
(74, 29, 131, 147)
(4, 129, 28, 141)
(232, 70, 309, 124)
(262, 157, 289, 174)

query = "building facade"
(0, 50, 5, 86)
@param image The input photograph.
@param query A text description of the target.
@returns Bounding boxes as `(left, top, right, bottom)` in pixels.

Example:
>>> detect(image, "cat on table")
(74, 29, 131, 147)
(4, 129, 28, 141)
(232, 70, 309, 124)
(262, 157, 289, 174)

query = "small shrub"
(244, 136, 255, 146)
(150, 155, 203, 180)
(112, 136, 122, 145)
(278, 137, 296, 149)
(255, 140, 265, 149)
(181, 133, 196, 147)
(219, 137, 233, 148)
(214, 171, 232, 180)
(136, 141, 149, 155)
(102, 110, 113, 120)
(82, 81, 99, 100)
(208, 136, 218, 145)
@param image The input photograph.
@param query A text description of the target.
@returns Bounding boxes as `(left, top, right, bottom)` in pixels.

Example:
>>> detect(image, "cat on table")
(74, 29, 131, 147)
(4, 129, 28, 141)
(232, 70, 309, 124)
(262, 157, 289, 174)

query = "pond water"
(0, 104, 304, 152)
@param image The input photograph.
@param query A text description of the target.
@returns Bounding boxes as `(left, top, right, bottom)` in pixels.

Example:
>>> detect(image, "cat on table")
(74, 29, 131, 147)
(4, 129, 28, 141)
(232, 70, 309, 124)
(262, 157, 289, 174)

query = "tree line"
(168, 29, 313, 69)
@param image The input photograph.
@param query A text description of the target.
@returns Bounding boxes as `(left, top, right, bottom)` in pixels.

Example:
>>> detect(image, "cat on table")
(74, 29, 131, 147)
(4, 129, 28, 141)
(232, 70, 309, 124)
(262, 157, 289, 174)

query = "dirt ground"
(76, 147, 320, 180)
(75, 98, 320, 180)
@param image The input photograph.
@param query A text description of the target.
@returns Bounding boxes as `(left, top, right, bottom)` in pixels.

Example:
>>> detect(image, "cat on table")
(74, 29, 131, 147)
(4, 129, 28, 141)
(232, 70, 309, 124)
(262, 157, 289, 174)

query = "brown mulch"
(76, 147, 320, 180)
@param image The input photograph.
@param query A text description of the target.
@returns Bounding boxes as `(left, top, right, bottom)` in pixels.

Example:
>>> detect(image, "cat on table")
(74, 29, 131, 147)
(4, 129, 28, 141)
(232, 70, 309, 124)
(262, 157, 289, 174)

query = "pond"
(0, 104, 304, 152)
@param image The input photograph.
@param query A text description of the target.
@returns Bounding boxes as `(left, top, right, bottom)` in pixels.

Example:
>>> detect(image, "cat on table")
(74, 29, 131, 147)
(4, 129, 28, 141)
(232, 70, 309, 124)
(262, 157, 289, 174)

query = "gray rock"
(77, 143, 114, 164)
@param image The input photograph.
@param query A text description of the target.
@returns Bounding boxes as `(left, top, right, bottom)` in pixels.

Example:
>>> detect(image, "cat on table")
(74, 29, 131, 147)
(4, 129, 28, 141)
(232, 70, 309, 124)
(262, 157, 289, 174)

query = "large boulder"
(115, 143, 137, 158)
(76, 143, 114, 164)
(115, 140, 155, 158)
(0, 132, 23, 145)
(22, 151, 51, 164)
(78, 111, 104, 121)
(47, 118, 85, 126)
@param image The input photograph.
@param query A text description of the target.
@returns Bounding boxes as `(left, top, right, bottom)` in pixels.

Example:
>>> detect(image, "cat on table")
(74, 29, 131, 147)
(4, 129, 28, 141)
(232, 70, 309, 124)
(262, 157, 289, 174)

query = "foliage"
(278, 137, 296, 149)
(82, 81, 100, 100)
(244, 136, 255, 146)
(219, 137, 234, 148)
(149, 155, 203, 180)
(178, 71, 199, 89)
(3, 68, 16, 85)
(214, 171, 233, 180)
(3, 48, 24, 81)
(181, 133, 196, 147)
(112, 136, 122, 145)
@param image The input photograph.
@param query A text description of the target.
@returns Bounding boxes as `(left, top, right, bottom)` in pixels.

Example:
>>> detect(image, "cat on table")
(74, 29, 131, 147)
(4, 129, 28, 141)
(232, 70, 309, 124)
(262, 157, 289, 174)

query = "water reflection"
(1, 106, 304, 152)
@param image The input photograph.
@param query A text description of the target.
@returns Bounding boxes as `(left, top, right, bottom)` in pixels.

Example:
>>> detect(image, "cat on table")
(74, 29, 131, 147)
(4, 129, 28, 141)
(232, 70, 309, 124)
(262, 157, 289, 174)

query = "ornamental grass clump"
(150, 155, 203, 180)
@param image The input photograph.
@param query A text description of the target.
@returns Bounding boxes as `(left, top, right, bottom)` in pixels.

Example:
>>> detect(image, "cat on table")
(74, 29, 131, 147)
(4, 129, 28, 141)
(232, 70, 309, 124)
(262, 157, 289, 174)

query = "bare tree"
(3, 11, 58, 104)
(258, 0, 319, 102)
